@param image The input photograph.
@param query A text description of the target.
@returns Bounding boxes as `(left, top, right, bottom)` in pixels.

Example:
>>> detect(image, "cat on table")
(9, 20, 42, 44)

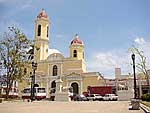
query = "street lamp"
(131, 53, 137, 99)
(30, 74, 34, 101)
(30, 62, 37, 101)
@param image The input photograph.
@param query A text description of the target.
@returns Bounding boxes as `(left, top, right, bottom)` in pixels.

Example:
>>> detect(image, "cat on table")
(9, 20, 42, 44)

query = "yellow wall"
(82, 76, 105, 93)
(34, 18, 49, 61)
(18, 13, 105, 98)
(70, 45, 84, 61)
(35, 19, 49, 40)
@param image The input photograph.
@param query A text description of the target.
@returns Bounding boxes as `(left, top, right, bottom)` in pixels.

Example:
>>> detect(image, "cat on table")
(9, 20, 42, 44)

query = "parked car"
(103, 94, 118, 101)
(87, 94, 103, 101)
(73, 94, 88, 101)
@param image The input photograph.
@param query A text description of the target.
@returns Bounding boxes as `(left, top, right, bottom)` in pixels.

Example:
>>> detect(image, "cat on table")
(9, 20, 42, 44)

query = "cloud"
(87, 49, 131, 78)
(134, 37, 150, 61)
(134, 37, 145, 45)
(87, 37, 150, 78)
(21, 0, 32, 9)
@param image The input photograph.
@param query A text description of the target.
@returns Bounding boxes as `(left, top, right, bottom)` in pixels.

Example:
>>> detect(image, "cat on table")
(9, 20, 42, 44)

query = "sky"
(0, 0, 150, 78)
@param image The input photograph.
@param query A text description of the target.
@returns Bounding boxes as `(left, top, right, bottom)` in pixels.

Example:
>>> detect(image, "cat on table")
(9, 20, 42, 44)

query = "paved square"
(0, 101, 144, 113)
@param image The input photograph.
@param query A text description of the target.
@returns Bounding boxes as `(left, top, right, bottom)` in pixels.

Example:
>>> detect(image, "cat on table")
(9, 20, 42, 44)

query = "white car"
(103, 94, 118, 101)
(87, 94, 103, 101)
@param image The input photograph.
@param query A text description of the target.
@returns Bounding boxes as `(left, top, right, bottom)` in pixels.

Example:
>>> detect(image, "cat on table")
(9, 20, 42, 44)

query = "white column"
(80, 80, 83, 95)
(55, 78, 63, 93)
(61, 63, 63, 77)
(46, 64, 49, 98)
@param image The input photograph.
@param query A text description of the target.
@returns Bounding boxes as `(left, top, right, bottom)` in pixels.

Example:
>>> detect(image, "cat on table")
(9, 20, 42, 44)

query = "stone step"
(140, 103, 150, 113)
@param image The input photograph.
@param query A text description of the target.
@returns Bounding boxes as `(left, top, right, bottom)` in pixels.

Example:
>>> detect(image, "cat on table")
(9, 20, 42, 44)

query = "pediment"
(65, 72, 82, 78)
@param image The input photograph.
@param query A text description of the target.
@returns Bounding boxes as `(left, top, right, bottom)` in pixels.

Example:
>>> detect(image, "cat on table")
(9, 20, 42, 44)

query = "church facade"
(19, 10, 105, 98)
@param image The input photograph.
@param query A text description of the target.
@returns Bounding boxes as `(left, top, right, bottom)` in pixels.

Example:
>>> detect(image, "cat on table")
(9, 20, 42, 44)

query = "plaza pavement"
(0, 101, 144, 113)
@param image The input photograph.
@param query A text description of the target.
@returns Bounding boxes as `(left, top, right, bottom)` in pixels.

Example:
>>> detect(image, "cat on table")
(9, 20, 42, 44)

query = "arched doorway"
(51, 81, 56, 94)
(71, 82, 79, 95)
(50, 81, 56, 101)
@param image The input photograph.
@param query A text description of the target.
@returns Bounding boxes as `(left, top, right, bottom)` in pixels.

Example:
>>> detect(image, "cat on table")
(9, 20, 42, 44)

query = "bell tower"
(70, 34, 84, 61)
(34, 9, 50, 61)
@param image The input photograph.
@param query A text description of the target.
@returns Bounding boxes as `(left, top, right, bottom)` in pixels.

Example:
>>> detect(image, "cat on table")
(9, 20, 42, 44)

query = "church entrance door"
(71, 82, 79, 95)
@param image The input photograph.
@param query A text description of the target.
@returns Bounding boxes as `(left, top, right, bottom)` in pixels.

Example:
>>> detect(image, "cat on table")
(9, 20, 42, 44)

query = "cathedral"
(19, 9, 105, 98)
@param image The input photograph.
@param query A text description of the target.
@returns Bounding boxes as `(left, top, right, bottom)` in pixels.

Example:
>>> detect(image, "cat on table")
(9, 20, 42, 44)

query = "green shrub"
(141, 93, 150, 101)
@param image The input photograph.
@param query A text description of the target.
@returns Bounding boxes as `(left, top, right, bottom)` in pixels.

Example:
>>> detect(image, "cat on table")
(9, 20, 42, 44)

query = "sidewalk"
(0, 101, 144, 113)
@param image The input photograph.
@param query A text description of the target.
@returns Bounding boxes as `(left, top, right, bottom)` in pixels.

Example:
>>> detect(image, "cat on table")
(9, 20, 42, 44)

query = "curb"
(140, 103, 150, 113)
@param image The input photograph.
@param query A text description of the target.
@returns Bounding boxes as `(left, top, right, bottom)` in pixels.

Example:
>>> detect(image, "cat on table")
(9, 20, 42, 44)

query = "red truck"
(86, 86, 114, 96)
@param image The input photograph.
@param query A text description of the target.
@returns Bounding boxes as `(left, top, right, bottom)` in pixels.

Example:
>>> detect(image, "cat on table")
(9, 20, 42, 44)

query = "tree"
(0, 27, 31, 99)
(129, 46, 149, 86)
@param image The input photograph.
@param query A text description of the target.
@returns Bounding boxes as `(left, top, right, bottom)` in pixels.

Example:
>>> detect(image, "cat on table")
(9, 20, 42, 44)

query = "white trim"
(70, 81, 80, 88)
(46, 64, 50, 98)
(67, 68, 82, 71)
(51, 76, 58, 79)
(38, 61, 64, 64)
(35, 38, 49, 42)
(50, 79, 56, 84)
(67, 77, 82, 81)
(48, 64, 50, 76)
(50, 79, 57, 89)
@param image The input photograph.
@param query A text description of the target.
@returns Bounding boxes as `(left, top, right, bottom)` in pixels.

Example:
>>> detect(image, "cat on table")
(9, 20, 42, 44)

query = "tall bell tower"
(70, 34, 86, 72)
(70, 34, 85, 61)
(34, 9, 50, 61)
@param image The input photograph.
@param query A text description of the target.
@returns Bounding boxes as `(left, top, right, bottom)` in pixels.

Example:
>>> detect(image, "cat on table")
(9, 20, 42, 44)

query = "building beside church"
(18, 9, 105, 98)
(111, 68, 150, 100)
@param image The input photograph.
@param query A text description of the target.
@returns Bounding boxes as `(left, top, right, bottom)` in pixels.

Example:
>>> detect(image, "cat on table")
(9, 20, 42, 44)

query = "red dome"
(37, 9, 48, 19)
(71, 34, 83, 45)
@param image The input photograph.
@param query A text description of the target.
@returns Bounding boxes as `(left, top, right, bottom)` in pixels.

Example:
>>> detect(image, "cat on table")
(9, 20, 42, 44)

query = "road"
(0, 101, 144, 113)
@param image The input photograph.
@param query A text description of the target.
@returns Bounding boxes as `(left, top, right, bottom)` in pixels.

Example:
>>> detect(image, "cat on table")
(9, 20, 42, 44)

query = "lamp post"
(0, 62, 2, 76)
(30, 74, 34, 101)
(131, 53, 137, 99)
(30, 62, 37, 101)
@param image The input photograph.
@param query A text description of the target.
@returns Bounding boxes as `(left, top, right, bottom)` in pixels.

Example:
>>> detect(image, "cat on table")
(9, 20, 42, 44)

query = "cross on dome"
(75, 34, 79, 38)
(37, 9, 49, 19)
(71, 34, 84, 45)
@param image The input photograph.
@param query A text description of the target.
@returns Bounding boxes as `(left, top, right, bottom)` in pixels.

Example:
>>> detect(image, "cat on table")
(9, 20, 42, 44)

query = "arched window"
(53, 65, 57, 76)
(37, 25, 41, 36)
(47, 26, 49, 37)
(73, 50, 77, 58)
